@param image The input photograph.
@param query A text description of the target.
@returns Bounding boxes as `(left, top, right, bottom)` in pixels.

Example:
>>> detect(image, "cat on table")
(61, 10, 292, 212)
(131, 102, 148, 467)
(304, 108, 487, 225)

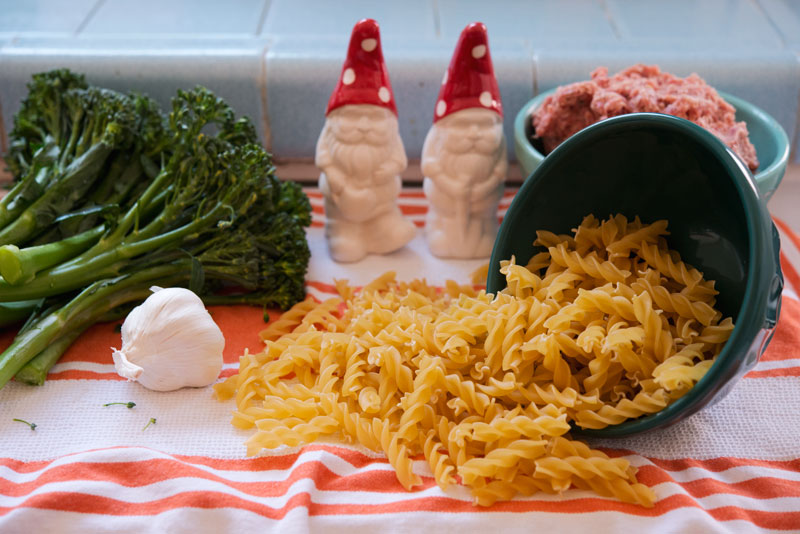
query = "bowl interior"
(493, 113, 763, 436)
(496, 113, 750, 323)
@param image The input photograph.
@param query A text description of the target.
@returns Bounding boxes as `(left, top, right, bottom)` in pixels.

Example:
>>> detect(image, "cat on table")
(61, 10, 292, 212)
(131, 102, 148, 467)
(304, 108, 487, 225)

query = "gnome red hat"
(433, 22, 502, 122)
(326, 18, 398, 116)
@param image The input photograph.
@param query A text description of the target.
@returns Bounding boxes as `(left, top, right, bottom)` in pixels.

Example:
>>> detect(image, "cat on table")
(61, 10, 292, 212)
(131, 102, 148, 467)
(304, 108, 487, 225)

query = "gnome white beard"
(316, 105, 416, 263)
(320, 106, 403, 187)
(434, 124, 503, 186)
(422, 108, 506, 259)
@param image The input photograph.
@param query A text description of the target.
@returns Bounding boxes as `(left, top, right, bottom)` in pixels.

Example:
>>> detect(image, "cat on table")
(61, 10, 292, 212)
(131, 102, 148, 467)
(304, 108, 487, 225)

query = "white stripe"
(3, 469, 800, 515)
(50, 361, 115, 374)
(1, 506, 780, 534)
(48, 362, 241, 375)
(305, 286, 339, 301)
(308, 509, 769, 534)
(784, 286, 799, 301)
(5, 446, 800, 500)
(644, 462, 800, 484)
(0, 474, 468, 508)
(0, 447, 392, 485)
(752, 359, 800, 371)
(776, 223, 800, 296)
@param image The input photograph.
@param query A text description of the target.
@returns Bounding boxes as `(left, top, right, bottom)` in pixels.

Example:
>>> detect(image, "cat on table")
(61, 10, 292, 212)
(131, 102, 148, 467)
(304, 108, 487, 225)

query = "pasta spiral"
(216, 214, 734, 509)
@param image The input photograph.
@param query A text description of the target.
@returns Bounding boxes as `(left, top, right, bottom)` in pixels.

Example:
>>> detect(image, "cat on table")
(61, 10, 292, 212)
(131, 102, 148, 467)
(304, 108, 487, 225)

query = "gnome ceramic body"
(316, 19, 416, 263)
(422, 22, 506, 259)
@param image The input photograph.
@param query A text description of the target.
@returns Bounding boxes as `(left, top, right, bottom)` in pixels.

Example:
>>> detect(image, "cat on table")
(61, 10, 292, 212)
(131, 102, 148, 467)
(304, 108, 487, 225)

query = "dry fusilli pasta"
(216, 214, 733, 509)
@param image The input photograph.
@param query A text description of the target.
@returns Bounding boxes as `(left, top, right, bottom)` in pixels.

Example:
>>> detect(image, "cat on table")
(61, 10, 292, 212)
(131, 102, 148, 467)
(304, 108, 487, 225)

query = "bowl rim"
(512, 87, 790, 197)
(492, 112, 780, 437)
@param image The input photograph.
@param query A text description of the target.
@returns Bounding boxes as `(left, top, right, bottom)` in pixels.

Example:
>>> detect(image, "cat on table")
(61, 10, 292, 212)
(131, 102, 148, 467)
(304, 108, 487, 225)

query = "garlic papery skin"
(111, 287, 225, 392)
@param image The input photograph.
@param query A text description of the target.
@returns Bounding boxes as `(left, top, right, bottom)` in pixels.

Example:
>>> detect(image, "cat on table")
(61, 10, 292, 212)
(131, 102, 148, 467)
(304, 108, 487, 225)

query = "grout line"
(0, 96, 7, 156)
(599, 0, 622, 40)
(751, 0, 787, 48)
(431, 0, 441, 39)
(75, 0, 107, 35)
(531, 44, 538, 96)
(791, 51, 800, 162)
(259, 39, 273, 152)
(255, 0, 272, 36)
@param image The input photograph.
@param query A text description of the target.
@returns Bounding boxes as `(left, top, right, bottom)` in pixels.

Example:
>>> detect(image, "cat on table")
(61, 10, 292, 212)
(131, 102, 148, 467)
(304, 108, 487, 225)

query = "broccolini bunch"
(0, 69, 311, 389)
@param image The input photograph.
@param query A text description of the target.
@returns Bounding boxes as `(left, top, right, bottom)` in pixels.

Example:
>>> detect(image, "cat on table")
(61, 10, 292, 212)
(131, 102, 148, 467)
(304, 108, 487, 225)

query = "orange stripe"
(4, 446, 800, 497)
(3, 490, 799, 529)
(305, 280, 341, 295)
(0, 444, 388, 473)
(310, 205, 513, 224)
(774, 216, 800, 253)
(759, 293, 800, 363)
(631, 465, 800, 499)
(0, 459, 424, 498)
(5, 457, 799, 505)
(745, 367, 800, 379)
(681, 476, 800, 499)
(637, 456, 800, 473)
(45, 371, 125, 381)
(780, 250, 800, 296)
(8, 444, 799, 478)
(398, 205, 428, 215)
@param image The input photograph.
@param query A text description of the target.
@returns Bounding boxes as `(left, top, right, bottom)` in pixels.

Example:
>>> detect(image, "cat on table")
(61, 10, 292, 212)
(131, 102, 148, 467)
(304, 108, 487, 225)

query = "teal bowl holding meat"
(491, 113, 783, 437)
(513, 89, 789, 200)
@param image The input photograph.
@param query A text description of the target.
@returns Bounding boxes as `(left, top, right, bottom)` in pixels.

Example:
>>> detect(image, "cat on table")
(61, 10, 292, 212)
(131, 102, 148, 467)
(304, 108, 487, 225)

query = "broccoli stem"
(0, 264, 187, 389)
(0, 140, 59, 229)
(0, 225, 106, 285)
(89, 151, 144, 206)
(0, 141, 114, 246)
(0, 196, 235, 302)
(0, 300, 42, 327)
(13, 326, 85, 385)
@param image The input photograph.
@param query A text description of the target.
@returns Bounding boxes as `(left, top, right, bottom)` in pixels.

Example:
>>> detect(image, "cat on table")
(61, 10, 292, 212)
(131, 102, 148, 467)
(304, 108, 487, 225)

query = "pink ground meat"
(532, 65, 759, 171)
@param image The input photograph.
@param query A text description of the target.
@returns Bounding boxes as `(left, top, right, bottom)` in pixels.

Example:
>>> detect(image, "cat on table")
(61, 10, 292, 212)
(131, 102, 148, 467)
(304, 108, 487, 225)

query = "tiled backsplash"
(2, 0, 800, 170)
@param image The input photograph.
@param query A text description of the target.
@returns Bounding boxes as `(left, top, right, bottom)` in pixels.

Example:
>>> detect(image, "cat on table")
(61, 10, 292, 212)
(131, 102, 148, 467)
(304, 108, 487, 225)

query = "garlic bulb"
(112, 287, 225, 391)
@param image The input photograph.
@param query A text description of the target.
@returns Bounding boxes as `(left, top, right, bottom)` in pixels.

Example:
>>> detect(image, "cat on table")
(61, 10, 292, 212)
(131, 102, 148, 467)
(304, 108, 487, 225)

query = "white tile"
(82, 0, 269, 36)
(0, 36, 270, 145)
(607, 0, 782, 49)
(0, 0, 98, 34)
(437, 0, 618, 45)
(262, 0, 437, 40)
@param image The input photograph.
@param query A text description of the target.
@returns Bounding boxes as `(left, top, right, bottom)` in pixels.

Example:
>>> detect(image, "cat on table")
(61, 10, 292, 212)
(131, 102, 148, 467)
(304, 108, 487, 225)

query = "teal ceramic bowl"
(513, 89, 789, 200)
(491, 113, 783, 438)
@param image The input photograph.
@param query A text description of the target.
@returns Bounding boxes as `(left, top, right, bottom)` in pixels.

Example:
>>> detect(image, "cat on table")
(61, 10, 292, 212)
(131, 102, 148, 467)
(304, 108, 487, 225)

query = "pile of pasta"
(215, 214, 734, 507)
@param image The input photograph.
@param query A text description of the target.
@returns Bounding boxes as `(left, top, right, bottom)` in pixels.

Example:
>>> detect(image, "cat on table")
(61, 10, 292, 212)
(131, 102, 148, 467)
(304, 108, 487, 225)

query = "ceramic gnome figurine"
(422, 22, 506, 259)
(315, 18, 416, 263)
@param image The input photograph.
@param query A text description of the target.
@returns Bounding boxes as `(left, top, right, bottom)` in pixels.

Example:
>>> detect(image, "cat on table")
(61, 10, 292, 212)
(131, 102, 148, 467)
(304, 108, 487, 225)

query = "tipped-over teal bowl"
(513, 89, 789, 200)
(491, 113, 783, 437)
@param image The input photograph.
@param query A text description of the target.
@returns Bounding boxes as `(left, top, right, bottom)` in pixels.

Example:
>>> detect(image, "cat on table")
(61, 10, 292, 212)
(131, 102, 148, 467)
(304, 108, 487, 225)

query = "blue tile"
(0, 36, 269, 146)
(262, 0, 437, 40)
(82, 0, 269, 35)
(0, 0, 98, 34)
(758, 0, 800, 48)
(437, 0, 618, 46)
(607, 0, 782, 49)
